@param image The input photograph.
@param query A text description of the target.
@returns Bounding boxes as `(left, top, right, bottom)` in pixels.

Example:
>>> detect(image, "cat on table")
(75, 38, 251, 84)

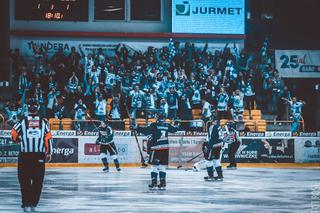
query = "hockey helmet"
(100, 119, 108, 127)
(226, 121, 236, 130)
(156, 111, 166, 122)
(27, 98, 39, 115)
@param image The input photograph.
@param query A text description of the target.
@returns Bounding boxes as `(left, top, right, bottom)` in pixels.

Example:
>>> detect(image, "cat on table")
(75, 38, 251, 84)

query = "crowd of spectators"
(3, 38, 304, 131)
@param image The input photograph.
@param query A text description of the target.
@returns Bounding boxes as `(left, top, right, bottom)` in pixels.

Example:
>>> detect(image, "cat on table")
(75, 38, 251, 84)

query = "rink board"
(0, 130, 319, 165)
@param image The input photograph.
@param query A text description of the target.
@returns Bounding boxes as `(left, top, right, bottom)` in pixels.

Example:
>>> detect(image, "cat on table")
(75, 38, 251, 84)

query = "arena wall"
(1, 130, 319, 166)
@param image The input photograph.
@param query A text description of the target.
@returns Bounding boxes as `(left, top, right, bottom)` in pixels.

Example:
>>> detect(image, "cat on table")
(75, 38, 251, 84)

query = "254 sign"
(279, 54, 306, 69)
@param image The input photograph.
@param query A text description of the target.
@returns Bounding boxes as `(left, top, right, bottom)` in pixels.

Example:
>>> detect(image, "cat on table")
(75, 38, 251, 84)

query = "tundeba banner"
(172, 0, 245, 34)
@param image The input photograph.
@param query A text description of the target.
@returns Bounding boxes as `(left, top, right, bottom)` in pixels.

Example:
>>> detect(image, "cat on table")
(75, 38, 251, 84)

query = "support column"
(0, 0, 10, 81)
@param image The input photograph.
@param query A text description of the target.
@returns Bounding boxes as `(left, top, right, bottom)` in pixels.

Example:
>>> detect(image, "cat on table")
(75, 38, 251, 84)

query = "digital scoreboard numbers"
(15, 0, 88, 21)
(172, 0, 245, 34)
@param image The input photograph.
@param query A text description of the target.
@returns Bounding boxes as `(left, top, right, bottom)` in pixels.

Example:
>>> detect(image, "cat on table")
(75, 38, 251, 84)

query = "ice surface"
(0, 167, 319, 212)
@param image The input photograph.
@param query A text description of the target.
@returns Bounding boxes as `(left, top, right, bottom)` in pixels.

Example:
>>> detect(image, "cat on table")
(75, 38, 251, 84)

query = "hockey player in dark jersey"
(225, 122, 241, 169)
(203, 116, 224, 181)
(96, 120, 121, 172)
(135, 111, 179, 190)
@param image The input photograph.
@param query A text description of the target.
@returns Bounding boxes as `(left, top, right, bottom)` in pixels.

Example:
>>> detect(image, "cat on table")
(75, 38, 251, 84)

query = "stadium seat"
(256, 120, 267, 132)
(251, 110, 262, 120)
(245, 120, 256, 131)
(136, 118, 146, 126)
(61, 118, 73, 130)
(124, 118, 130, 130)
(49, 118, 61, 130)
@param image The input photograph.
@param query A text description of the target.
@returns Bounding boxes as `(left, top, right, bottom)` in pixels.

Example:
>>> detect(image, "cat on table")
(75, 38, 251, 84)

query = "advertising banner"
(168, 137, 206, 164)
(0, 130, 11, 137)
(275, 50, 320, 78)
(168, 137, 295, 164)
(172, 0, 245, 34)
(294, 137, 320, 163)
(78, 136, 145, 164)
(51, 138, 78, 163)
(221, 139, 295, 163)
(12, 39, 241, 67)
(0, 137, 19, 163)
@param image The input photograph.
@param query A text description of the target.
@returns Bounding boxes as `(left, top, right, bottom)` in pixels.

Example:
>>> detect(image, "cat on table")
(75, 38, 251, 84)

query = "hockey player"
(135, 111, 179, 190)
(11, 98, 53, 212)
(225, 122, 241, 169)
(203, 116, 224, 181)
(96, 120, 121, 172)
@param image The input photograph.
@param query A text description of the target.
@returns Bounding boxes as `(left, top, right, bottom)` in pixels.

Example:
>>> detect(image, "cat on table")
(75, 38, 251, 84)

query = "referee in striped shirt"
(11, 98, 53, 212)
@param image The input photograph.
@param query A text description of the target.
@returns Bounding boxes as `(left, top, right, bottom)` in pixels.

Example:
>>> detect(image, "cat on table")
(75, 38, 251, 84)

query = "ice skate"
(227, 164, 237, 170)
(204, 176, 215, 182)
(215, 166, 224, 181)
(158, 179, 166, 190)
(149, 181, 158, 190)
(214, 175, 224, 181)
(23, 207, 31, 212)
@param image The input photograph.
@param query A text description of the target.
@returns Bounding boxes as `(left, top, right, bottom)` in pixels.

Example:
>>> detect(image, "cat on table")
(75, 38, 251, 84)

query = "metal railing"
(0, 115, 305, 133)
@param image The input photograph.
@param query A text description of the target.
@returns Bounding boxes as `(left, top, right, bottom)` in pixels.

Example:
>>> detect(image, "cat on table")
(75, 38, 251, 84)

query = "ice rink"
(0, 166, 319, 213)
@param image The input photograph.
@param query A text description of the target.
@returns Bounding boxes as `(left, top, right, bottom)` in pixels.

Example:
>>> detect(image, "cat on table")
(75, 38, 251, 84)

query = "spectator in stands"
(216, 87, 229, 119)
(144, 88, 157, 118)
(68, 71, 79, 93)
(166, 86, 179, 120)
(178, 95, 192, 120)
(4, 101, 22, 127)
(46, 87, 60, 118)
(18, 68, 31, 96)
(74, 98, 87, 120)
(95, 95, 107, 121)
(54, 102, 65, 120)
(191, 82, 201, 109)
(109, 96, 121, 120)
(244, 77, 255, 114)
(62, 86, 74, 118)
(33, 83, 46, 117)
(159, 97, 169, 118)
(201, 98, 212, 124)
(230, 89, 244, 121)
(68, 46, 82, 73)
(270, 73, 284, 113)
(129, 85, 144, 119)
(74, 98, 87, 130)
(74, 86, 84, 102)
(48, 75, 58, 92)
(282, 97, 305, 133)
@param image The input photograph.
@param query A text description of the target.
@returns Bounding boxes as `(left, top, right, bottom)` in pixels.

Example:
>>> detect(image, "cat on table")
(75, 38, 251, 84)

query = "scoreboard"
(15, 0, 88, 21)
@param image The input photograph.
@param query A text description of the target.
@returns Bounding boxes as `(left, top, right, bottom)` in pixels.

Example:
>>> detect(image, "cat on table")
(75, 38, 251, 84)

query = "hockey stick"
(85, 112, 100, 132)
(124, 101, 148, 168)
(177, 152, 203, 169)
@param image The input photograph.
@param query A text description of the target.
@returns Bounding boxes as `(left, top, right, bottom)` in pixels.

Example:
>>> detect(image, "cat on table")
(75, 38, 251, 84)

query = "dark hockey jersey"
(96, 125, 114, 145)
(206, 124, 224, 148)
(137, 122, 179, 150)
